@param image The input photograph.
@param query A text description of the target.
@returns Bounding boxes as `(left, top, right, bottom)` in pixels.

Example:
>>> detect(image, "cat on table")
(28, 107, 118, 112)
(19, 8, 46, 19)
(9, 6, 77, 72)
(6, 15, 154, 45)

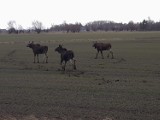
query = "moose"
(55, 45, 76, 71)
(27, 41, 48, 63)
(93, 42, 114, 59)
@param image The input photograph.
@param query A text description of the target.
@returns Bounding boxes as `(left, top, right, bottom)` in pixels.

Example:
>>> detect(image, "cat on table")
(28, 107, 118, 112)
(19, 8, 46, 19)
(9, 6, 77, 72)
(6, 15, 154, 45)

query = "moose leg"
(46, 54, 48, 63)
(37, 54, 39, 63)
(60, 59, 63, 65)
(100, 51, 104, 59)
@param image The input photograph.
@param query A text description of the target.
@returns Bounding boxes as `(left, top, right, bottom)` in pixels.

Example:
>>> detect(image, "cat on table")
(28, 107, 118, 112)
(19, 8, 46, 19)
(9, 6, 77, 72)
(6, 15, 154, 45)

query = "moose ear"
(59, 44, 62, 47)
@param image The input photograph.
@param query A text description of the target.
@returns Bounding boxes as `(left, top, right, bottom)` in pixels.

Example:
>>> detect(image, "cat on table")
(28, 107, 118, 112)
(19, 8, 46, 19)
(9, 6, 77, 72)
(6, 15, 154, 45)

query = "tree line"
(1, 18, 160, 34)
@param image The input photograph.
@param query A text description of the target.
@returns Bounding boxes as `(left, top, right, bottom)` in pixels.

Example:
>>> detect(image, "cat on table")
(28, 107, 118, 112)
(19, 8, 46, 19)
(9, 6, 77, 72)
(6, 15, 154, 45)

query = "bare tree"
(7, 20, 18, 34)
(18, 25, 24, 33)
(8, 20, 16, 29)
(32, 20, 43, 34)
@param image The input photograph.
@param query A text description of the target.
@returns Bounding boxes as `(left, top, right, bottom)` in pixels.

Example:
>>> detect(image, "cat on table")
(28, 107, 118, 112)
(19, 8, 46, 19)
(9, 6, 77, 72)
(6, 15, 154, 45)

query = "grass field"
(0, 32, 160, 120)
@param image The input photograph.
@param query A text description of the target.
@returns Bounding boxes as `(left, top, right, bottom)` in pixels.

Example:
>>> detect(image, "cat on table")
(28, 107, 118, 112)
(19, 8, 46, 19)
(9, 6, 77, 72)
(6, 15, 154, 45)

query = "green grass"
(0, 32, 160, 120)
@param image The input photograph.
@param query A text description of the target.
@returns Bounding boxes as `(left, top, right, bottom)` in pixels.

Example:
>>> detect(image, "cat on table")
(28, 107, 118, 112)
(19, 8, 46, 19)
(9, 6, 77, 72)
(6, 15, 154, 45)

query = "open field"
(0, 32, 160, 120)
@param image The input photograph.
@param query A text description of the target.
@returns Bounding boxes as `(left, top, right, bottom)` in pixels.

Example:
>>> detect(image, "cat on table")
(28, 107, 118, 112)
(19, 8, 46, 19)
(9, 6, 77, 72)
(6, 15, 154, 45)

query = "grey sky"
(0, 0, 159, 29)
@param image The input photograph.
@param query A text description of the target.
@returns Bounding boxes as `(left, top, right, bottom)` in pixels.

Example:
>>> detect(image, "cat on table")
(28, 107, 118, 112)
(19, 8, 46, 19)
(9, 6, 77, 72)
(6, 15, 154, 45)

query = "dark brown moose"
(93, 42, 114, 59)
(27, 41, 48, 63)
(55, 45, 76, 71)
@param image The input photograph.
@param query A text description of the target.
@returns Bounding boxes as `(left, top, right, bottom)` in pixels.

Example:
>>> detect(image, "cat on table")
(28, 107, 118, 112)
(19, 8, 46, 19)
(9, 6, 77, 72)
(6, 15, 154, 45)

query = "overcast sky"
(0, 0, 159, 29)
